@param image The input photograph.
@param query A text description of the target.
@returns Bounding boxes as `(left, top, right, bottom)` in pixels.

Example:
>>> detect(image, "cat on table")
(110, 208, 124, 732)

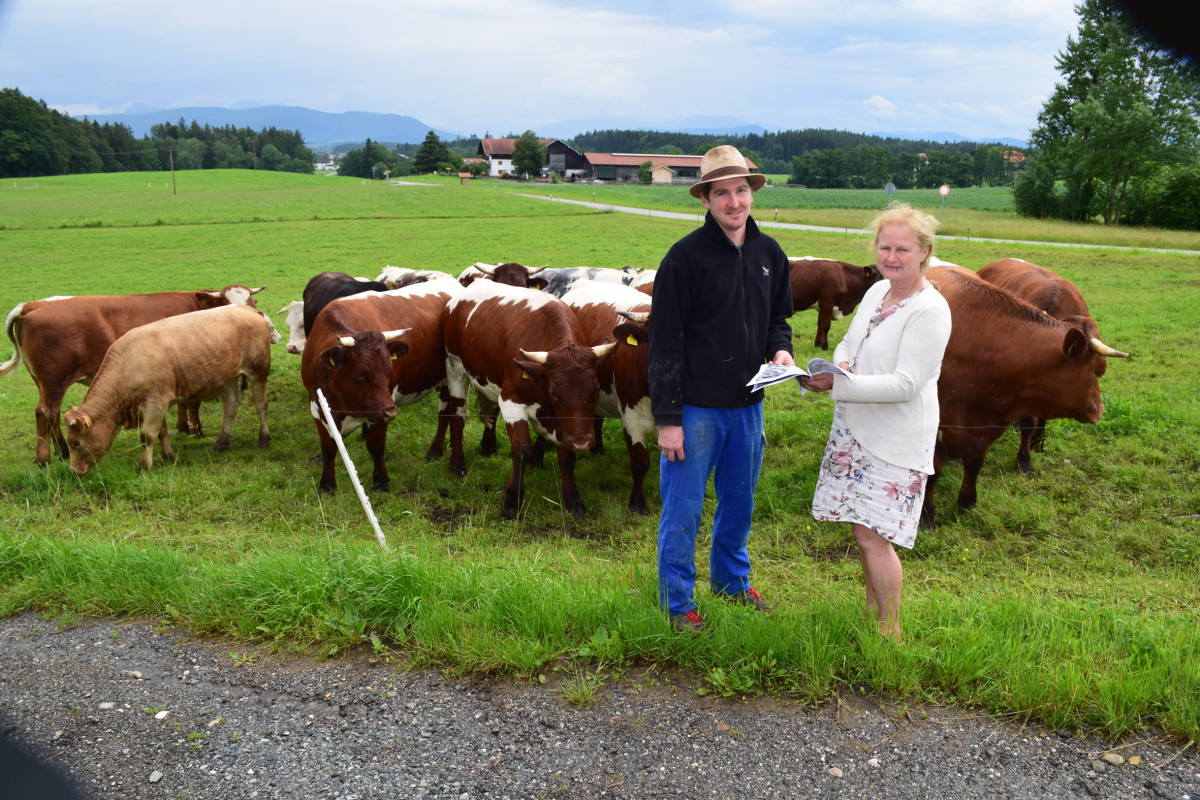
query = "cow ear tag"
(522, 370, 532, 380)
(327, 355, 336, 366)
(626, 334, 638, 346)
(390, 353, 397, 360)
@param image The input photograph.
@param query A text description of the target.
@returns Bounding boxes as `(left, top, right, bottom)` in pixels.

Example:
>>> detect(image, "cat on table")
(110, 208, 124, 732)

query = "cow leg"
(314, 417, 340, 494)
(1015, 415, 1036, 474)
(424, 384, 453, 461)
(590, 417, 605, 455)
(624, 428, 650, 514)
(478, 394, 500, 456)
(920, 441, 947, 529)
(502, 419, 534, 518)
(556, 444, 585, 516)
(138, 407, 169, 472)
(957, 454, 986, 511)
(363, 421, 390, 492)
(35, 390, 69, 466)
(248, 375, 270, 448)
(445, 369, 470, 477)
(176, 402, 203, 437)
(816, 305, 833, 350)
(530, 434, 547, 468)
(1031, 417, 1048, 453)
(213, 384, 240, 452)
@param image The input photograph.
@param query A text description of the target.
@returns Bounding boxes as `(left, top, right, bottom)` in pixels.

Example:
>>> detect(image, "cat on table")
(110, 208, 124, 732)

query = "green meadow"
(1, 171, 1197, 740)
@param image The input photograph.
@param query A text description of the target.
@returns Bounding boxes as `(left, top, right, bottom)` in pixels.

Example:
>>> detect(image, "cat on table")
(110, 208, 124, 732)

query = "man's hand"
(658, 425, 684, 462)
(771, 350, 795, 367)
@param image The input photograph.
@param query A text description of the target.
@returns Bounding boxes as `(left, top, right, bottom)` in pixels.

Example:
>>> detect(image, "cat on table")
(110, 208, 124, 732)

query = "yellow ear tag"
(626, 334, 638, 346)
(390, 353, 397, 360)
(83, 417, 92, 430)
(522, 370, 532, 380)
(327, 355, 336, 366)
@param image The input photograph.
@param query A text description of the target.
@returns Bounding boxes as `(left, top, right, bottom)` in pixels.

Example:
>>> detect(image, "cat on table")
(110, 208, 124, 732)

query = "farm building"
(477, 138, 590, 180)
(582, 153, 760, 186)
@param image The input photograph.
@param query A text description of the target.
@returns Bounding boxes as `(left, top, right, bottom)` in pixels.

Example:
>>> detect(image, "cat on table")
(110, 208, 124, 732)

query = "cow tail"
(0, 303, 25, 377)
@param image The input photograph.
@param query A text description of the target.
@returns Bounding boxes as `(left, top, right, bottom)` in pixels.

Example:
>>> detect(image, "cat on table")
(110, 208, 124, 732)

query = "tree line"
(0, 87, 315, 178)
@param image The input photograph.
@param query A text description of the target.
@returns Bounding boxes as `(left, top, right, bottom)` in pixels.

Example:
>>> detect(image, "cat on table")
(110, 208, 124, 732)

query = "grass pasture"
(1, 171, 1198, 741)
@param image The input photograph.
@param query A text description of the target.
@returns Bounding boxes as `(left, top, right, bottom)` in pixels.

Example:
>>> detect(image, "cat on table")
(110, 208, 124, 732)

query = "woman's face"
(875, 223, 930, 286)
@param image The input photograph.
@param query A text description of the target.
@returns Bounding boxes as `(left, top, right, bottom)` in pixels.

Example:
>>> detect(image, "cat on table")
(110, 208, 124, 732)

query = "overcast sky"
(0, 0, 1080, 142)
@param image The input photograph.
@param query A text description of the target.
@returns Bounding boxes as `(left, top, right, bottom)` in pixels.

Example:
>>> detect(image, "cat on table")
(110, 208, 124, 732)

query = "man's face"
(700, 177, 754, 237)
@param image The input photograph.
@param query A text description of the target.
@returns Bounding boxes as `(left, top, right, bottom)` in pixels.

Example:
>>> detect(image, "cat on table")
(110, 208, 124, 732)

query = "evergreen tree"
(413, 131, 451, 174)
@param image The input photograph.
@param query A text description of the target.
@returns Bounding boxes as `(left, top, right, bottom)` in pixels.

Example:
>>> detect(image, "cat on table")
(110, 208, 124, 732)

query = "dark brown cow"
(457, 262, 548, 289)
(788, 257, 880, 350)
(301, 271, 391, 337)
(978, 258, 1129, 473)
(0, 285, 264, 465)
(300, 276, 461, 494)
(926, 265, 1120, 527)
(443, 280, 616, 518)
(62, 305, 274, 475)
(560, 281, 654, 513)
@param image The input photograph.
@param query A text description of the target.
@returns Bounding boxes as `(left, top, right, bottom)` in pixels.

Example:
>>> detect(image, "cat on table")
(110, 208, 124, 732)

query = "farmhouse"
(582, 153, 760, 186)
(478, 137, 567, 178)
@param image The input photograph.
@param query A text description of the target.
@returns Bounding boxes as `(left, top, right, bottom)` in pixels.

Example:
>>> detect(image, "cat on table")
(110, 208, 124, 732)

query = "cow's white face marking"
(225, 286, 253, 306)
(279, 301, 306, 353)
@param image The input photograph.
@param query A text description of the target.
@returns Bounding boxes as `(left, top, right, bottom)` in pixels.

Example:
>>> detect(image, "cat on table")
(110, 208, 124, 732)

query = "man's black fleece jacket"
(648, 212, 794, 428)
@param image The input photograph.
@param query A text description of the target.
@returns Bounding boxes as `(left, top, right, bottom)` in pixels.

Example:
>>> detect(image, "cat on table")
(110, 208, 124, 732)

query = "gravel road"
(1, 612, 1196, 800)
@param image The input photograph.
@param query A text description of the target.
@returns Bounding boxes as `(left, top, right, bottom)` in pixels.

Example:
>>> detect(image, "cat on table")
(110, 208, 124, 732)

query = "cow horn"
(519, 349, 548, 364)
(592, 341, 618, 358)
(382, 328, 410, 341)
(526, 265, 547, 275)
(616, 310, 649, 323)
(476, 263, 496, 275)
(1089, 338, 1130, 358)
(338, 336, 356, 347)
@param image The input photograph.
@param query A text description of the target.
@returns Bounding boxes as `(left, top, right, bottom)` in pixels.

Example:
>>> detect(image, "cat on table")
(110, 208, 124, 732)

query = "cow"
(788, 257, 880, 350)
(442, 280, 617, 518)
(458, 263, 648, 297)
(301, 275, 462, 495)
(977, 258, 1130, 473)
(375, 266, 451, 289)
(62, 304, 274, 475)
(0, 284, 264, 466)
(300, 271, 390, 338)
(925, 265, 1124, 527)
(560, 281, 654, 513)
(457, 262, 548, 289)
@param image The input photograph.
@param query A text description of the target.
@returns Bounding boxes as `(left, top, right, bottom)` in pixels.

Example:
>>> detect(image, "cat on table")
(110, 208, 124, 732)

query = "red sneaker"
(669, 609, 706, 633)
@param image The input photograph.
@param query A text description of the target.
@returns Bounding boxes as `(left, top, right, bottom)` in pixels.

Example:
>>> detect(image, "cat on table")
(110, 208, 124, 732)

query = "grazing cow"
(301, 275, 461, 494)
(375, 266, 451, 289)
(925, 265, 1122, 527)
(560, 281, 654, 512)
(788, 257, 880, 350)
(978, 258, 1129, 473)
(0, 284, 264, 465)
(443, 280, 617, 518)
(301, 271, 390, 337)
(62, 305, 274, 475)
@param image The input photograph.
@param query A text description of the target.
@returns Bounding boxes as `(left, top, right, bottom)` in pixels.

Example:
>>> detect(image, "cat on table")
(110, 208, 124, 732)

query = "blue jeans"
(657, 403, 764, 615)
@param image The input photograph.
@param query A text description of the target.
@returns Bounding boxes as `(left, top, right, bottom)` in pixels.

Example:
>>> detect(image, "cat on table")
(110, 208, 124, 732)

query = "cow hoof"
(567, 503, 586, 518)
(213, 437, 230, 453)
(450, 464, 467, 478)
(258, 435, 270, 449)
(629, 498, 649, 515)
(372, 478, 390, 492)
(317, 483, 336, 495)
(501, 505, 518, 520)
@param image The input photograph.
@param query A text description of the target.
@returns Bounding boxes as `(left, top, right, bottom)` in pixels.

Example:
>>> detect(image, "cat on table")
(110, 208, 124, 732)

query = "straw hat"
(689, 145, 766, 198)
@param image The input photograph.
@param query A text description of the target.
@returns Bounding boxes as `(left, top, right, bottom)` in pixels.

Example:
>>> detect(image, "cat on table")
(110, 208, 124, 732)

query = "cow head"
(612, 310, 650, 349)
(515, 342, 617, 450)
(278, 301, 306, 353)
(199, 285, 265, 309)
(317, 329, 409, 425)
(64, 407, 118, 476)
(477, 262, 549, 291)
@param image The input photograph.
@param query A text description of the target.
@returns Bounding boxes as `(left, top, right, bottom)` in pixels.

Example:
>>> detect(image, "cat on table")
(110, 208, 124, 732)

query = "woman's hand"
(801, 373, 834, 392)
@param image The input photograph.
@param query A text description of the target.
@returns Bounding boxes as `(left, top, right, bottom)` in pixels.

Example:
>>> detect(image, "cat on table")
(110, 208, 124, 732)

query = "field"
(1, 171, 1197, 740)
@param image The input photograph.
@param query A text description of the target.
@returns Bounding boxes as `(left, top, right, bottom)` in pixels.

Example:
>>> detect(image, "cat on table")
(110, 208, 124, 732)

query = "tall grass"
(0, 171, 1197, 740)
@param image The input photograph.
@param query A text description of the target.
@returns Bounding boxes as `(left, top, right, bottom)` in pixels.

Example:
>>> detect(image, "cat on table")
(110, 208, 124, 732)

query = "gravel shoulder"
(1, 612, 1196, 800)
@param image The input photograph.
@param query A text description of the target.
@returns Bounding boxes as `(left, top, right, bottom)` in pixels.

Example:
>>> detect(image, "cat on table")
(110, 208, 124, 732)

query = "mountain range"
(77, 104, 1025, 148)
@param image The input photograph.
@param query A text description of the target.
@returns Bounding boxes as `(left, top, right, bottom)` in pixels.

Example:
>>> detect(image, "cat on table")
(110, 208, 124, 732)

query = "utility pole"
(169, 147, 177, 196)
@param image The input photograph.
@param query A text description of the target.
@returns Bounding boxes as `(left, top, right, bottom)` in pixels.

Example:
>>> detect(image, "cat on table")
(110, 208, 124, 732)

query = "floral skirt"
(811, 404, 927, 549)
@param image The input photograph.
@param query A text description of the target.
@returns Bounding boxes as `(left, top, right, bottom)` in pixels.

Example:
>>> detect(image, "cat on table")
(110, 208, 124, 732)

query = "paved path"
(513, 193, 1200, 256)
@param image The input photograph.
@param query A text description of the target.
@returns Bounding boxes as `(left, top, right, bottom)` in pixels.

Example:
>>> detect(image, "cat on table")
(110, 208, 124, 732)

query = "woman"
(801, 204, 952, 641)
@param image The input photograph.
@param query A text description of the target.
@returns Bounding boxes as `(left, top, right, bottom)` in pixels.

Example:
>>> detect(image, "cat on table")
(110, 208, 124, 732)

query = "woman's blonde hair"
(869, 203, 939, 270)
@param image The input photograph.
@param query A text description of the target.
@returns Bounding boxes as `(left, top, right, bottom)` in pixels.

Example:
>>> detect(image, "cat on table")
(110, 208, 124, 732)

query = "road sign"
(885, 182, 896, 207)
(939, 184, 949, 196)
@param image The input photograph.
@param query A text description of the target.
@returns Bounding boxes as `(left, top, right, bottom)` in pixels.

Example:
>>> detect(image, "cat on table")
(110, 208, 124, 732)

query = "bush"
(1122, 163, 1200, 230)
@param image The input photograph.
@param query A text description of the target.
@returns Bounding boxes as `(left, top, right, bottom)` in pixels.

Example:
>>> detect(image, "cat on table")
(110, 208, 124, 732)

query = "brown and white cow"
(62, 305, 274, 475)
(300, 276, 462, 494)
(0, 284, 264, 465)
(560, 281, 654, 513)
(788, 257, 880, 350)
(926, 265, 1120, 527)
(977, 258, 1129, 473)
(442, 280, 616, 518)
(278, 300, 307, 354)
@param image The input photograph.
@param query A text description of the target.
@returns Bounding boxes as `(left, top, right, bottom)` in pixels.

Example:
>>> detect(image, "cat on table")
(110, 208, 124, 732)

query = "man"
(648, 145, 795, 633)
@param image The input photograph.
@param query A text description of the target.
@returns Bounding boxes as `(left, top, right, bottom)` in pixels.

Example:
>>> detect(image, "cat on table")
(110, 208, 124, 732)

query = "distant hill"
(78, 105, 459, 147)
(539, 114, 767, 140)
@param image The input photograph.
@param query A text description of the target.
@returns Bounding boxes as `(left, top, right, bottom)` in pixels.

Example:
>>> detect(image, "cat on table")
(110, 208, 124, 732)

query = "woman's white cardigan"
(829, 279, 952, 474)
